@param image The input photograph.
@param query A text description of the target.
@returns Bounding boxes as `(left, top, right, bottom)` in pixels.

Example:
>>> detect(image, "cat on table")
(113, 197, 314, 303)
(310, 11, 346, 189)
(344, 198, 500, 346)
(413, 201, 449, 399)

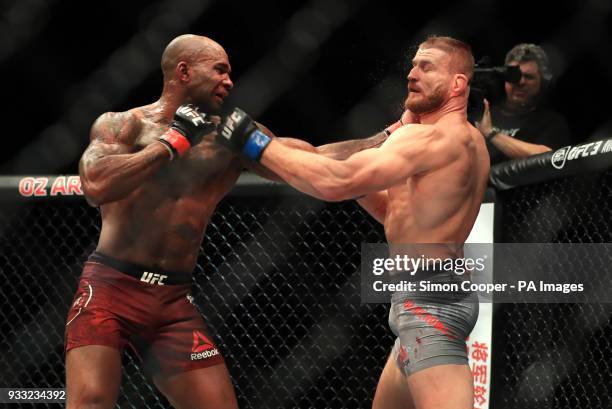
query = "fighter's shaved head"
(161, 34, 226, 79)
(419, 36, 474, 81)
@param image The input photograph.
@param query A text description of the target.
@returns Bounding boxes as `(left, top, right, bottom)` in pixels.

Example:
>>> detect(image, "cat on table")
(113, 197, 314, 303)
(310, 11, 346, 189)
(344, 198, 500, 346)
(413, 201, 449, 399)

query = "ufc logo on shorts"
(221, 110, 244, 139)
(140, 272, 168, 285)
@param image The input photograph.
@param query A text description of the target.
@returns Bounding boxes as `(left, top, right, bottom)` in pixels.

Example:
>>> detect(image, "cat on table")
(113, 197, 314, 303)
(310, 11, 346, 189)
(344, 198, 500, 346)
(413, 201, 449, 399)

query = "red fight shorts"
(65, 257, 224, 376)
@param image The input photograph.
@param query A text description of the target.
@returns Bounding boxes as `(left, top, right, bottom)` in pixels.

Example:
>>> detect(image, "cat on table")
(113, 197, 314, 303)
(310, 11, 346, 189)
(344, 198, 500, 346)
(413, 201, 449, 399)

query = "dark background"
(1, 0, 611, 175)
(1, 3, 612, 407)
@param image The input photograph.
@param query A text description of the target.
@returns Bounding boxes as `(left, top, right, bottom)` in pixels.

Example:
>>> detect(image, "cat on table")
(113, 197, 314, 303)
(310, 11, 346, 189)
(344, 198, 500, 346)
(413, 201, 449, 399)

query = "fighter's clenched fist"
(216, 107, 271, 161)
(158, 104, 216, 159)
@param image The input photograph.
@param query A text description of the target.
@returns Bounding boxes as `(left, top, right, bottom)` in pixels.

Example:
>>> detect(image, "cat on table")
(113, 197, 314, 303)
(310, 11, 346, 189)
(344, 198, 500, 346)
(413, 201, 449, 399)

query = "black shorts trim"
(88, 251, 192, 285)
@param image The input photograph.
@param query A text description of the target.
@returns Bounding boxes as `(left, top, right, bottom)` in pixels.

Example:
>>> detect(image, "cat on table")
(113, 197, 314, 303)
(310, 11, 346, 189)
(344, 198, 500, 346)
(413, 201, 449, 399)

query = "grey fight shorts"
(389, 276, 479, 376)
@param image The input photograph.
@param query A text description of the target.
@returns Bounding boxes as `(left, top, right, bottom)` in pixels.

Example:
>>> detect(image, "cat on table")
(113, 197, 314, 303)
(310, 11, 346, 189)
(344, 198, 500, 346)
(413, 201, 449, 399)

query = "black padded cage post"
(489, 137, 612, 409)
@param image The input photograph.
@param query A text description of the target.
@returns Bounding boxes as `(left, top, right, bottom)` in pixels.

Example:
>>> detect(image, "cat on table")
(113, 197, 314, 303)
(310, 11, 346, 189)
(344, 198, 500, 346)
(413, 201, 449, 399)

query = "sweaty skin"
(80, 108, 387, 273)
(79, 34, 240, 272)
(383, 120, 487, 247)
(79, 35, 389, 274)
(73, 34, 391, 409)
(259, 41, 490, 409)
(262, 116, 489, 255)
(260, 47, 490, 257)
(81, 106, 242, 272)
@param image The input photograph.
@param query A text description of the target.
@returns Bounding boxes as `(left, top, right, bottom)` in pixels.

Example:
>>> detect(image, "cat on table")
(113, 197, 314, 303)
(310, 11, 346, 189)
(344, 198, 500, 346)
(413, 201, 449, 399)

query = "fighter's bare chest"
(135, 125, 239, 196)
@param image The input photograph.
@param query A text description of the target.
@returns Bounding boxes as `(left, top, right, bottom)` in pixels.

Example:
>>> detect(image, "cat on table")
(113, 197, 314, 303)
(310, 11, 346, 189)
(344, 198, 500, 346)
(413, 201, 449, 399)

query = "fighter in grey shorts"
(248, 36, 489, 409)
(389, 281, 479, 376)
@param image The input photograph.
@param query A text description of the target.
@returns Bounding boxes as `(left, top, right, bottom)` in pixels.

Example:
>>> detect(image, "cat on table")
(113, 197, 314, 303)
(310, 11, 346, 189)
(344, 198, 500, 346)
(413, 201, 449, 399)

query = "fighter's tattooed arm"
(80, 111, 170, 207)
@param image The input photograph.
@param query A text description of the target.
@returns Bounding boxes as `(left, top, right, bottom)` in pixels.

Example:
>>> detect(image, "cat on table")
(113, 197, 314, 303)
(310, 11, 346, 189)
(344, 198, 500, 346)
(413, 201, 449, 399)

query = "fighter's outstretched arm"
(259, 125, 459, 201)
(245, 126, 392, 222)
(242, 122, 388, 181)
(289, 108, 417, 160)
(315, 132, 389, 159)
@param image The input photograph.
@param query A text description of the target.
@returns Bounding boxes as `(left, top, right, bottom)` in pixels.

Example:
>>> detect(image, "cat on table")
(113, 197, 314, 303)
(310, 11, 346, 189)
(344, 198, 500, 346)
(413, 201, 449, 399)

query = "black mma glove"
(157, 104, 215, 159)
(216, 107, 271, 161)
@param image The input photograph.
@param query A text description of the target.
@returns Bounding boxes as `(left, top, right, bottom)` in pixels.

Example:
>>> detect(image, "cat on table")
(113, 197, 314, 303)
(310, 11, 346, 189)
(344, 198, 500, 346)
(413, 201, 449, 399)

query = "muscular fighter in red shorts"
(66, 34, 390, 409)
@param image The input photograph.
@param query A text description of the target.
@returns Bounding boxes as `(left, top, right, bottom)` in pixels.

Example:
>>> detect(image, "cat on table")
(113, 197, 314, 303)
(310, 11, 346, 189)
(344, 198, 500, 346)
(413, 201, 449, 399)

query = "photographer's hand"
(475, 99, 499, 140)
(476, 98, 551, 157)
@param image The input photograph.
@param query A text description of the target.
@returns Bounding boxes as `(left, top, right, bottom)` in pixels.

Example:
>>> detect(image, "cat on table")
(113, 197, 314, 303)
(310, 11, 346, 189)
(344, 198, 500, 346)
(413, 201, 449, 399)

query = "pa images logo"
(551, 146, 570, 169)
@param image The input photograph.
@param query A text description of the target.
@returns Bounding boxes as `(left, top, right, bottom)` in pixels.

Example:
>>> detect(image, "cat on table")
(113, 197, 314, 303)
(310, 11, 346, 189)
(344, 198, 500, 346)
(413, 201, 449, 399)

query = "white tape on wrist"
(157, 139, 175, 161)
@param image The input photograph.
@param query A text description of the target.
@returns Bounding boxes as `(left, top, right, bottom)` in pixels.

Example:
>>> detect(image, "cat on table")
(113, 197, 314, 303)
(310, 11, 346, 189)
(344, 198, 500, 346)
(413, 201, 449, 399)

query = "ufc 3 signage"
(140, 272, 168, 285)
(221, 109, 245, 140)
(177, 105, 206, 126)
(551, 140, 609, 170)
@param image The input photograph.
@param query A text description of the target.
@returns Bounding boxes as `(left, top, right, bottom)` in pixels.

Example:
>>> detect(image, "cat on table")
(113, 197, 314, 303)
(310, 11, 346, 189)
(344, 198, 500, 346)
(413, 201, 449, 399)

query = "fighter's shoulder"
(435, 121, 475, 144)
(387, 123, 436, 141)
(89, 109, 143, 144)
(383, 125, 440, 153)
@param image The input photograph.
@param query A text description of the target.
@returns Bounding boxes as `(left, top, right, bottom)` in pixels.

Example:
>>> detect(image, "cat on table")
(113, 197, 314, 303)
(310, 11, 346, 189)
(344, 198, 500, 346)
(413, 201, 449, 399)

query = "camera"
(468, 59, 521, 123)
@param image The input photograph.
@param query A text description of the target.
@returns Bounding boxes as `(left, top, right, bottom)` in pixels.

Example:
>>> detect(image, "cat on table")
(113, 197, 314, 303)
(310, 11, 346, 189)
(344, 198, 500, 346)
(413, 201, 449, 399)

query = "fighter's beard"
(404, 85, 446, 114)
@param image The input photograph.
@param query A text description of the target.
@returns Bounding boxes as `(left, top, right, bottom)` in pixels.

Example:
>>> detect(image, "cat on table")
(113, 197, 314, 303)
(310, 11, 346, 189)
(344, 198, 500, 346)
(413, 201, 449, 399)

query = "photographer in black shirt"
(475, 44, 571, 165)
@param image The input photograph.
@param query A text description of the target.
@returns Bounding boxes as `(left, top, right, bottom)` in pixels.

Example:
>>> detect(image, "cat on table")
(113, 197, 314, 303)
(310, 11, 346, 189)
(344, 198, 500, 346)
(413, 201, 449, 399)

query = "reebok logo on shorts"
(190, 330, 219, 361)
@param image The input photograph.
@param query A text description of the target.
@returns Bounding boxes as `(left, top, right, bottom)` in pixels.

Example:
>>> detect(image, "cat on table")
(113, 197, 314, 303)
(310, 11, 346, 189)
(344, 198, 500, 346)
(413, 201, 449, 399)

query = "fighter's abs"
(97, 128, 241, 269)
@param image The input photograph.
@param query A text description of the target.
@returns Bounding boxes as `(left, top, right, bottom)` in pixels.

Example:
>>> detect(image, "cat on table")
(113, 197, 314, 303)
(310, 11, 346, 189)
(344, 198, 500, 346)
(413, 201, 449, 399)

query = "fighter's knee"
(66, 384, 116, 409)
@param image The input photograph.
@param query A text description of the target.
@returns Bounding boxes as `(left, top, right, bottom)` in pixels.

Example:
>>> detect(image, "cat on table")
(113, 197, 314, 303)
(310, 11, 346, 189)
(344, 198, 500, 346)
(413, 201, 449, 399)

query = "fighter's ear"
(451, 73, 469, 96)
(176, 61, 190, 83)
